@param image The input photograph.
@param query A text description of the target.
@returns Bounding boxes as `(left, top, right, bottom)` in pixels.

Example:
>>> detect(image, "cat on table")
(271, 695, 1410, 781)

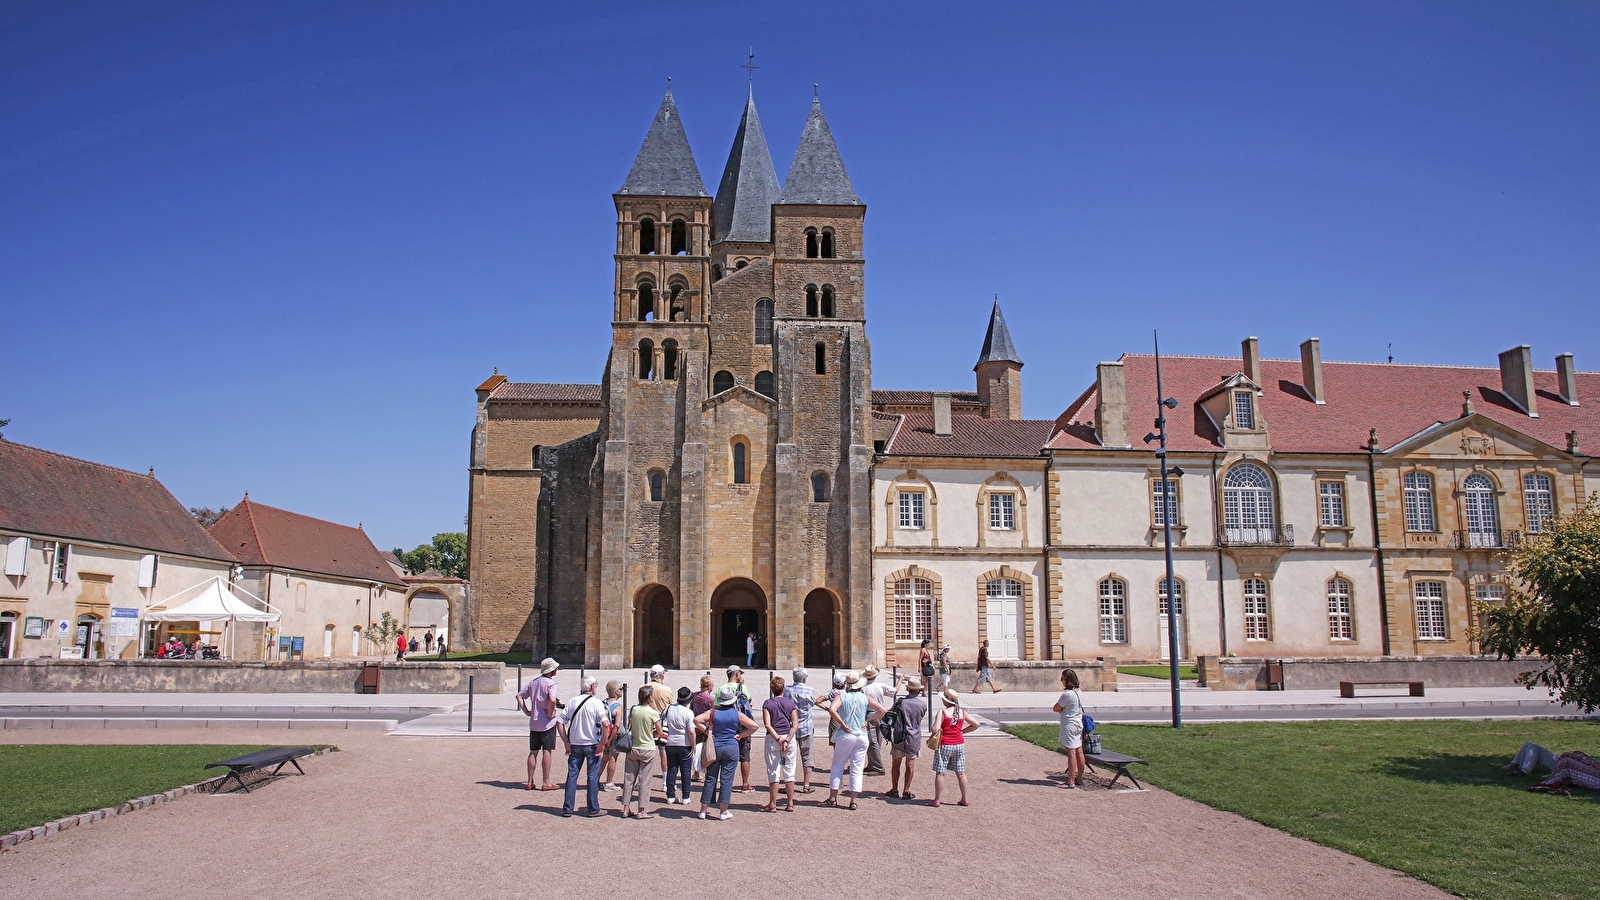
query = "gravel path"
(0, 728, 1449, 899)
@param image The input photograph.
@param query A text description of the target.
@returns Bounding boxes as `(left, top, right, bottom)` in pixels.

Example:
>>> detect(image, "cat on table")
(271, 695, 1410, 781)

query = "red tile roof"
(871, 389, 985, 408)
(490, 382, 603, 403)
(885, 414, 1054, 458)
(209, 497, 406, 587)
(1047, 354, 1600, 454)
(0, 440, 235, 562)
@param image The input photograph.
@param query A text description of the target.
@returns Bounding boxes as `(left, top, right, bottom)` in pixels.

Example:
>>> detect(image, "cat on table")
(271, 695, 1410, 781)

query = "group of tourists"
(394, 631, 447, 661)
(516, 656, 1020, 819)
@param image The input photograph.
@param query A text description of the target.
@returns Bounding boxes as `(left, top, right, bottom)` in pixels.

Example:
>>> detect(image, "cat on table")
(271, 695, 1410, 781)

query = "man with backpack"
(885, 676, 928, 799)
(861, 665, 891, 775)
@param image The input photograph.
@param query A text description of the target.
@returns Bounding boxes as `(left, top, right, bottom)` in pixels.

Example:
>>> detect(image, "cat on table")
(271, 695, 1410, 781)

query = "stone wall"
(0, 659, 504, 694)
(945, 659, 1118, 692)
(1195, 655, 1546, 691)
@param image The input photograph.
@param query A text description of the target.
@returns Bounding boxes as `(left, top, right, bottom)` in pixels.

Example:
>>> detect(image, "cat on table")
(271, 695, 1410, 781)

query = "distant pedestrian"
(1053, 669, 1086, 789)
(690, 675, 715, 781)
(600, 680, 625, 791)
(861, 665, 890, 775)
(557, 676, 608, 817)
(930, 688, 978, 807)
(937, 644, 951, 689)
(662, 687, 696, 804)
(971, 639, 1000, 693)
(761, 675, 799, 812)
(823, 671, 885, 810)
(408, 636, 419, 655)
(620, 685, 665, 818)
(695, 685, 758, 820)
(436, 638, 448, 660)
(516, 657, 561, 791)
(746, 632, 756, 668)
(423, 631, 434, 653)
(887, 676, 928, 800)
(396, 634, 407, 661)
(783, 667, 818, 794)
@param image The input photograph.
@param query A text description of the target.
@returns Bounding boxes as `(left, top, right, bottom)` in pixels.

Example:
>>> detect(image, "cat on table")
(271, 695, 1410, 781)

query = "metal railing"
(1450, 529, 1522, 550)
(1221, 524, 1294, 547)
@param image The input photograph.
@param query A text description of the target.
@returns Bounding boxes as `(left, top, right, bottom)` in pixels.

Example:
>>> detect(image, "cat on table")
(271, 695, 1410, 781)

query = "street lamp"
(1143, 333, 1185, 729)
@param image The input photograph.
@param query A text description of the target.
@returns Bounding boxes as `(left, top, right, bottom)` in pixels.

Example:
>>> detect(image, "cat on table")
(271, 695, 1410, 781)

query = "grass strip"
(1117, 664, 1197, 680)
(1006, 719, 1599, 900)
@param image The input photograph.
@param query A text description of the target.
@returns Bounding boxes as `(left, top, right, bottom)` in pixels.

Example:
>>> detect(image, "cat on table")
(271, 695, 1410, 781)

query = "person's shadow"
(477, 780, 534, 791)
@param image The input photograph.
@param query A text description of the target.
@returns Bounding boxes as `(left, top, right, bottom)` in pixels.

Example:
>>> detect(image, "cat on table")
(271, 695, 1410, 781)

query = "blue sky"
(3, 1, 1596, 551)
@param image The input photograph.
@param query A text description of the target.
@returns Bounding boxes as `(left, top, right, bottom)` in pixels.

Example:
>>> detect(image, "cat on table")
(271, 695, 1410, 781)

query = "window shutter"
(138, 554, 158, 588)
(4, 536, 28, 576)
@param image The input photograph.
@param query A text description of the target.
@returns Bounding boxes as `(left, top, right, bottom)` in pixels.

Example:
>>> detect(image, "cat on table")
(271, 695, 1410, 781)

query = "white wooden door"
(986, 580, 1022, 659)
(322, 627, 334, 659)
(1158, 592, 1186, 660)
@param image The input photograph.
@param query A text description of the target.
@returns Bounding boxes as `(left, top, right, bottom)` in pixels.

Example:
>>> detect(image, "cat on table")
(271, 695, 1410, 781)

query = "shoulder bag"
(611, 704, 634, 754)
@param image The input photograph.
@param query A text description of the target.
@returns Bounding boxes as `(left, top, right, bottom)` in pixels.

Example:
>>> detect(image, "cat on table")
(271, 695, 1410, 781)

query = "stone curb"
(0, 747, 334, 852)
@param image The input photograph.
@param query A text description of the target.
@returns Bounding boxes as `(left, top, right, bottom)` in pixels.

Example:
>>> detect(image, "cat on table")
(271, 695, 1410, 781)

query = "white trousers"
(829, 730, 868, 792)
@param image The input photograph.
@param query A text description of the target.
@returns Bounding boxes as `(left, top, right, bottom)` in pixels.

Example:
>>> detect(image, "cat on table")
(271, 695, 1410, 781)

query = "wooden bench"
(1085, 749, 1148, 790)
(206, 747, 315, 793)
(1339, 680, 1424, 699)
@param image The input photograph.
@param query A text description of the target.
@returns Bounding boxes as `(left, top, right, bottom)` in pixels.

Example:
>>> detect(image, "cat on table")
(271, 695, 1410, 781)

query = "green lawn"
(1117, 664, 1197, 680)
(1006, 720, 1598, 900)
(0, 744, 277, 834)
(399, 651, 526, 664)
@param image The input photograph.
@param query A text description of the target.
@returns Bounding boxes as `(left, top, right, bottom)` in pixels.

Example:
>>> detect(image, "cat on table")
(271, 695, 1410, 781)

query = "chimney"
(932, 392, 952, 437)
(1299, 338, 1325, 405)
(1095, 362, 1130, 448)
(1556, 353, 1579, 407)
(1242, 337, 1262, 385)
(1498, 345, 1538, 418)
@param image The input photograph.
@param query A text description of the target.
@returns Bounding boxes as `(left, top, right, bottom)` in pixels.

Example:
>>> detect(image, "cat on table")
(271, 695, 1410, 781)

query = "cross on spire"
(742, 49, 759, 84)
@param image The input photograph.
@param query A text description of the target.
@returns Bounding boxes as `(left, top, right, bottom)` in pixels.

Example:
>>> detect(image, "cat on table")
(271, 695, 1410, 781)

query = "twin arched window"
(804, 285, 836, 318)
(1222, 463, 1275, 543)
(637, 218, 687, 255)
(755, 299, 773, 344)
(804, 228, 837, 259)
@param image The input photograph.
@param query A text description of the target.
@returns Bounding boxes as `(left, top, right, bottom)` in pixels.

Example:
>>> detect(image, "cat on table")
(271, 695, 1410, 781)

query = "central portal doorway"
(802, 589, 839, 667)
(636, 585, 675, 667)
(710, 578, 768, 668)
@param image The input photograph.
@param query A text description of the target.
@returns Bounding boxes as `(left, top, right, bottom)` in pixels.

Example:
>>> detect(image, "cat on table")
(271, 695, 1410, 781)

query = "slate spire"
(712, 86, 782, 242)
(777, 93, 860, 205)
(976, 298, 1023, 368)
(619, 88, 708, 197)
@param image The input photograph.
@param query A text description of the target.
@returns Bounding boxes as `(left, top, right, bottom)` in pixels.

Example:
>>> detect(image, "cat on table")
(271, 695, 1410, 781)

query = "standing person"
(783, 668, 818, 794)
(937, 644, 952, 689)
(695, 686, 758, 821)
(818, 672, 845, 752)
(761, 675, 800, 812)
(396, 633, 407, 662)
(745, 632, 756, 668)
(823, 672, 886, 811)
(861, 665, 891, 776)
(1053, 669, 1086, 789)
(918, 639, 935, 681)
(647, 664, 673, 772)
(690, 675, 715, 782)
(423, 631, 434, 653)
(887, 676, 928, 800)
(599, 680, 625, 791)
(971, 639, 1001, 693)
(408, 636, 419, 655)
(557, 676, 609, 818)
(721, 666, 756, 792)
(930, 688, 978, 807)
(516, 658, 561, 791)
(619, 685, 664, 819)
(662, 687, 696, 804)
(436, 637, 448, 660)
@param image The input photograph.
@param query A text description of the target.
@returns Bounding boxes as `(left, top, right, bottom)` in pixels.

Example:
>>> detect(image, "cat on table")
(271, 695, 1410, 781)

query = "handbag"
(700, 732, 716, 768)
(1084, 732, 1103, 754)
(611, 704, 634, 754)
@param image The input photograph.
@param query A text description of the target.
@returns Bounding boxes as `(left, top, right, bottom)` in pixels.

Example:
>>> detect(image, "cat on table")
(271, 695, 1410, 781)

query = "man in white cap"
(557, 676, 608, 817)
(721, 665, 754, 791)
(647, 664, 672, 771)
(516, 657, 561, 791)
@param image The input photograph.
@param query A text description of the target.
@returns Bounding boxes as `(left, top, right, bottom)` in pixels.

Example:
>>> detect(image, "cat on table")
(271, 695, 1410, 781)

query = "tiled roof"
(871, 390, 985, 408)
(0, 440, 236, 562)
(777, 97, 860, 205)
(209, 498, 406, 587)
(490, 382, 603, 403)
(618, 90, 708, 198)
(885, 414, 1054, 458)
(1047, 354, 1600, 454)
(712, 89, 782, 242)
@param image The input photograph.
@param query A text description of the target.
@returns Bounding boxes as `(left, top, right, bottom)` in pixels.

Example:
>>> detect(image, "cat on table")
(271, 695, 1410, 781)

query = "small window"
(1098, 578, 1127, 643)
(1414, 581, 1447, 640)
(893, 577, 934, 641)
(1319, 481, 1346, 527)
(815, 342, 827, 375)
(137, 553, 158, 588)
(988, 492, 1015, 530)
(712, 264, 724, 281)
(1524, 473, 1555, 533)
(661, 339, 678, 381)
(1327, 578, 1353, 640)
(637, 339, 655, 380)
(754, 370, 774, 398)
(51, 542, 71, 583)
(812, 472, 829, 503)
(638, 282, 655, 321)
(1244, 578, 1271, 640)
(820, 285, 835, 318)
(1233, 391, 1255, 429)
(898, 491, 925, 529)
(732, 441, 748, 484)
(1152, 479, 1178, 527)
(755, 299, 773, 345)
(649, 471, 665, 502)
(805, 285, 819, 317)
(712, 370, 734, 394)
(1473, 583, 1506, 635)
(735, 259, 748, 269)
(1403, 471, 1436, 532)
(805, 228, 819, 259)
(820, 230, 835, 258)
(670, 219, 687, 255)
(638, 218, 656, 255)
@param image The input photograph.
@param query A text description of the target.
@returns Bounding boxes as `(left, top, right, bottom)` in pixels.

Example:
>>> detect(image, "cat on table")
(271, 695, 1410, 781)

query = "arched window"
(667, 283, 684, 321)
(712, 264, 724, 281)
(1327, 578, 1353, 640)
(637, 282, 655, 321)
(893, 577, 933, 641)
(1524, 472, 1555, 533)
(648, 470, 665, 502)
(1462, 473, 1500, 547)
(660, 339, 678, 381)
(805, 228, 819, 258)
(1404, 471, 1436, 532)
(1098, 577, 1127, 643)
(670, 219, 687, 255)
(1157, 576, 1184, 618)
(815, 343, 827, 375)
(1244, 578, 1271, 640)
(754, 298, 773, 345)
(820, 229, 835, 258)
(712, 370, 734, 394)
(754, 370, 775, 398)
(637, 339, 654, 380)
(732, 441, 748, 484)
(820, 285, 835, 318)
(1222, 463, 1275, 543)
(812, 472, 829, 503)
(805, 285, 819, 317)
(735, 259, 748, 270)
(638, 218, 656, 255)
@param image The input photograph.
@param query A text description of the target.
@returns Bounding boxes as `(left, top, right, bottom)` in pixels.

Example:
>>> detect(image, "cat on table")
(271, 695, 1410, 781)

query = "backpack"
(879, 699, 908, 745)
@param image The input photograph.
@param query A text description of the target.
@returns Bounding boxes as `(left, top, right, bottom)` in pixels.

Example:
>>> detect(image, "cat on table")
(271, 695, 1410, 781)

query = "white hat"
(716, 685, 741, 707)
(844, 671, 865, 690)
(726, 664, 743, 675)
(539, 658, 559, 675)
(649, 664, 665, 676)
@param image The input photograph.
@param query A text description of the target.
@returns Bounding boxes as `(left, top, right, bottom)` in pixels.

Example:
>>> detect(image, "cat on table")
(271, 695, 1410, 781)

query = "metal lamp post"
(1143, 333, 1186, 729)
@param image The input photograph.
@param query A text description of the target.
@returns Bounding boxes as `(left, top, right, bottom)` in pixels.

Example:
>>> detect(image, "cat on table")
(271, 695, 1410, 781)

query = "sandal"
(760, 804, 777, 813)
(783, 805, 796, 812)
(800, 787, 816, 794)
(902, 792, 915, 801)
(846, 801, 858, 811)
(885, 789, 900, 798)
(818, 798, 838, 808)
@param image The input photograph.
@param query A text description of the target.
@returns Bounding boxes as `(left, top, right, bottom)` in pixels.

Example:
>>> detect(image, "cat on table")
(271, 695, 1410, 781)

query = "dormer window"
(1233, 391, 1255, 429)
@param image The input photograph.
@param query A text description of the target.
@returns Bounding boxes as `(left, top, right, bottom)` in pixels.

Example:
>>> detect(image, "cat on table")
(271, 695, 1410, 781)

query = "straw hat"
(845, 671, 865, 690)
(862, 665, 879, 679)
(905, 676, 924, 692)
(539, 657, 559, 675)
(941, 688, 962, 707)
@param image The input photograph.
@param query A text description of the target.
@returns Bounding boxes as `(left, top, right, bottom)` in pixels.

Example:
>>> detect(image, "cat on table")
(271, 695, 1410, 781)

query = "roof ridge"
(0, 439, 157, 480)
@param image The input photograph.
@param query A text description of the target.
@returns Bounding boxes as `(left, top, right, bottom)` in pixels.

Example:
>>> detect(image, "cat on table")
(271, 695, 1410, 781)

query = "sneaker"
(718, 811, 734, 820)
(697, 811, 707, 820)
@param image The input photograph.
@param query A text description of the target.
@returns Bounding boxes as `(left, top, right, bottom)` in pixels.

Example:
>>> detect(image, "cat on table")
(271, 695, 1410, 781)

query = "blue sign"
(279, 636, 292, 651)
(111, 607, 138, 619)
(290, 636, 304, 652)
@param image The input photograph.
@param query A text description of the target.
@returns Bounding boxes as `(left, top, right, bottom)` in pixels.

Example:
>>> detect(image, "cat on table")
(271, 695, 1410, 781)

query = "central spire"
(712, 86, 782, 242)
(619, 87, 708, 198)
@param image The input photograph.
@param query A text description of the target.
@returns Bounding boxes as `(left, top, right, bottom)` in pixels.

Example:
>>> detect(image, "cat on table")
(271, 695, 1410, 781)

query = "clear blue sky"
(3, 1, 1596, 552)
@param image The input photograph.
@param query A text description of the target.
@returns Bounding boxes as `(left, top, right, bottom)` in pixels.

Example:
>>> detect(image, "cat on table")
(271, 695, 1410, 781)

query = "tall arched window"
(893, 577, 933, 641)
(1244, 578, 1271, 640)
(1404, 471, 1436, 532)
(1222, 463, 1275, 543)
(1098, 577, 1127, 643)
(638, 218, 656, 255)
(1524, 472, 1555, 533)
(1462, 473, 1500, 547)
(732, 441, 748, 484)
(812, 472, 829, 502)
(820, 285, 835, 318)
(1327, 578, 1353, 640)
(667, 283, 684, 321)
(814, 343, 827, 375)
(670, 219, 688, 255)
(754, 298, 773, 344)
(712, 370, 734, 394)
(637, 282, 655, 321)
(820, 230, 835, 258)
(712, 264, 724, 281)
(805, 228, 819, 258)
(648, 470, 665, 502)
(754, 370, 775, 398)
(637, 339, 654, 380)
(660, 339, 678, 381)
(805, 285, 819, 317)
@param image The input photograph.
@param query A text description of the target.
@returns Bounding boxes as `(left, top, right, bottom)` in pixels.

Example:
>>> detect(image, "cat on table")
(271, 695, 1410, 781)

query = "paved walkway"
(0, 726, 1450, 899)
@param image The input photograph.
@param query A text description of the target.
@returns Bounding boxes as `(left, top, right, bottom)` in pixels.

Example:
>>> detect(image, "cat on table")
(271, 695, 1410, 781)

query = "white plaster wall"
(241, 569, 406, 660)
(1054, 462, 1155, 547)
(874, 465, 1044, 550)
(872, 553, 1044, 666)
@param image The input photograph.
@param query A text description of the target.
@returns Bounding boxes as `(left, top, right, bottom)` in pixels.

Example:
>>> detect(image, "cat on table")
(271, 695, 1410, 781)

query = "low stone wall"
(945, 660, 1117, 692)
(1195, 655, 1543, 691)
(0, 659, 504, 694)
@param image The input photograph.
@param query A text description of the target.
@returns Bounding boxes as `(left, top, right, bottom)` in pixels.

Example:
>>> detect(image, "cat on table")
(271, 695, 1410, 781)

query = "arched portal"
(635, 585, 675, 667)
(710, 578, 768, 668)
(406, 590, 451, 647)
(803, 588, 841, 667)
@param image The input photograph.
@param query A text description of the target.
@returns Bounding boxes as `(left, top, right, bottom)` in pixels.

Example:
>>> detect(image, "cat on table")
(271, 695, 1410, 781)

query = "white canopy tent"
(144, 576, 280, 659)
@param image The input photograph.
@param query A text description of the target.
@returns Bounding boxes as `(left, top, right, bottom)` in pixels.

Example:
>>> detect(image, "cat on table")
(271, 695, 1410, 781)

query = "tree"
(1476, 498, 1600, 712)
(393, 532, 467, 579)
(365, 611, 404, 655)
(190, 506, 231, 528)
(0, 418, 9, 438)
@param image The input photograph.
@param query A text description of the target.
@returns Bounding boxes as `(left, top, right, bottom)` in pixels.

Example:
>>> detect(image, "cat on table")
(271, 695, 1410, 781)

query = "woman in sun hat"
(822, 671, 887, 811)
(695, 685, 757, 820)
(930, 687, 978, 808)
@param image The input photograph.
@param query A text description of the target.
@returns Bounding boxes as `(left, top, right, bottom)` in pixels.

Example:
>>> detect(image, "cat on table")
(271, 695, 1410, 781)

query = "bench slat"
(206, 747, 314, 770)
